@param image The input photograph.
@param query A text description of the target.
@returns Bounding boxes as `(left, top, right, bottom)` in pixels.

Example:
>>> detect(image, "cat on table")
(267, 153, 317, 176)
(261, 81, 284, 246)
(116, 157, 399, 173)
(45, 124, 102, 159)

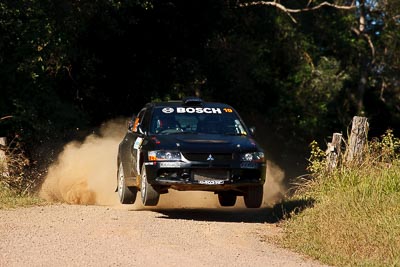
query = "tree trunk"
(355, 0, 371, 115)
(0, 137, 9, 177)
(345, 116, 369, 164)
(326, 133, 343, 171)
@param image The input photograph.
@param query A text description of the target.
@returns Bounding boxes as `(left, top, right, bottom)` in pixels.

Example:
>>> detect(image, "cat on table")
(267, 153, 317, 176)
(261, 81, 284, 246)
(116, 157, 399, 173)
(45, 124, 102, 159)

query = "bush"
(0, 136, 38, 194)
(0, 136, 44, 208)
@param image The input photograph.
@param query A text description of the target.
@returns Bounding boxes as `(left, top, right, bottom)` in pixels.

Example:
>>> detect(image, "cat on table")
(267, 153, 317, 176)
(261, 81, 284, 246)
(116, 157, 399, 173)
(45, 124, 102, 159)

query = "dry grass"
(282, 131, 400, 266)
(0, 138, 44, 209)
(0, 182, 44, 209)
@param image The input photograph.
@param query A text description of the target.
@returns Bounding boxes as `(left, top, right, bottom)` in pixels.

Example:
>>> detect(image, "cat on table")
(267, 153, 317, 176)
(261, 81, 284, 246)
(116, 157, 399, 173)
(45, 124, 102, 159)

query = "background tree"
(0, 0, 399, 172)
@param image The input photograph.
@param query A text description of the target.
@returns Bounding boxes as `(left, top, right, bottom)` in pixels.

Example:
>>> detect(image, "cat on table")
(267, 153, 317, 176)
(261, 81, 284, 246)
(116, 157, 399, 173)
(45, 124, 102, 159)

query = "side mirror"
(128, 115, 136, 132)
(249, 127, 256, 137)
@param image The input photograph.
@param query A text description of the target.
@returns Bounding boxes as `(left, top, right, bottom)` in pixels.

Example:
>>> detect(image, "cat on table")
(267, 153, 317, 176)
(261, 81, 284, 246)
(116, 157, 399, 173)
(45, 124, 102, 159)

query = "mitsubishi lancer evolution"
(117, 97, 266, 208)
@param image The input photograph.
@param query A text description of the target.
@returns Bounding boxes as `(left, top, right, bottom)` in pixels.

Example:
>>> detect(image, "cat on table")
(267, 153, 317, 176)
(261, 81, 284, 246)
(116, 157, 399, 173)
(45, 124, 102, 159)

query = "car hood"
(150, 133, 260, 153)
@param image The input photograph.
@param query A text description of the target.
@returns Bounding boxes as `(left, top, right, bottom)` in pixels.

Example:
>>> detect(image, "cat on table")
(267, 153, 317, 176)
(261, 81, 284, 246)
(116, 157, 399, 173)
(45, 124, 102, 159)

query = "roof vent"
(183, 97, 203, 106)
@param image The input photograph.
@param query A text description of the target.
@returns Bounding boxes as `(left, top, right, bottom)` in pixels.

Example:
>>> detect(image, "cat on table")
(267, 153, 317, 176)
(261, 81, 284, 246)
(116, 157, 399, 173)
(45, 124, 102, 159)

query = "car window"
(176, 115, 198, 132)
(141, 108, 152, 130)
(149, 107, 248, 135)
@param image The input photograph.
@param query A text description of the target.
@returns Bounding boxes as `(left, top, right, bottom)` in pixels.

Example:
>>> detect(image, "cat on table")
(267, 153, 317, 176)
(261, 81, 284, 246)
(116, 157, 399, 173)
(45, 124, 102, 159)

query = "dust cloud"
(39, 118, 286, 208)
(263, 161, 286, 206)
(39, 119, 126, 206)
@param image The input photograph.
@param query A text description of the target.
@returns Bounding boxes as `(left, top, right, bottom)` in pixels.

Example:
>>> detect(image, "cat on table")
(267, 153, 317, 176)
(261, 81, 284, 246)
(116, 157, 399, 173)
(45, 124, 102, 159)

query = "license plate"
(197, 180, 225, 185)
(160, 162, 181, 168)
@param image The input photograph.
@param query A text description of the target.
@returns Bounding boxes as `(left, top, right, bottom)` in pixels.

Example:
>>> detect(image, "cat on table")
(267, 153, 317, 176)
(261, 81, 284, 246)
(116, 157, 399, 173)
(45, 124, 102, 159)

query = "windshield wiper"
(178, 131, 198, 134)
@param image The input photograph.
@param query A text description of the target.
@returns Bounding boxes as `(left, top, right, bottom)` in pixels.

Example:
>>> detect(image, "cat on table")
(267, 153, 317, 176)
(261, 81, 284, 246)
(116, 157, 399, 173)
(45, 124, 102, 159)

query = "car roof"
(147, 100, 233, 109)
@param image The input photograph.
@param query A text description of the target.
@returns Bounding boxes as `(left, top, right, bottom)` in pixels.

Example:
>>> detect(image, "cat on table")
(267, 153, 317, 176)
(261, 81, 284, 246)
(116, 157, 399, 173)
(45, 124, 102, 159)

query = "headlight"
(148, 150, 181, 161)
(240, 152, 264, 162)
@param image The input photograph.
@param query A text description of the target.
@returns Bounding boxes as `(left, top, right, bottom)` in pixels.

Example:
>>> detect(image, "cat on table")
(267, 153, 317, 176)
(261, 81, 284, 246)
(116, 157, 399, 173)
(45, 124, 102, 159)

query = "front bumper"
(143, 160, 266, 192)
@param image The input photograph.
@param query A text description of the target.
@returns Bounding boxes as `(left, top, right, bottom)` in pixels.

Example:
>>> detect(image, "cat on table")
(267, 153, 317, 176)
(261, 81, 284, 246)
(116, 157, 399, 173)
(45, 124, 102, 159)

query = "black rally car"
(117, 97, 266, 208)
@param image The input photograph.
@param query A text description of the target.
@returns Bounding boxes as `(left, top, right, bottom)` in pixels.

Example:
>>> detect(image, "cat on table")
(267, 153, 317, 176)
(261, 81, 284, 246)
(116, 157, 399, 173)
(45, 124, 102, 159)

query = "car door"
(131, 108, 148, 176)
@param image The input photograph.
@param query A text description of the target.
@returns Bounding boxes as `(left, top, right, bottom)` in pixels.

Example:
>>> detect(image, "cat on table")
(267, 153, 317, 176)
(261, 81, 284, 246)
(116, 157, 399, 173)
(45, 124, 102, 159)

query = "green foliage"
(307, 141, 326, 174)
(279, 56, 349, 141)
(370, 129, 400, 162)
(0, 1, 87, 144)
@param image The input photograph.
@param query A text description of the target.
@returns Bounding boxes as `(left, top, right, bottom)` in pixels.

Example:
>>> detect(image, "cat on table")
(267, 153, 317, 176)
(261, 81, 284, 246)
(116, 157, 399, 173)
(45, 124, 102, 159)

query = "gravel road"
(0, 203, 327, 267)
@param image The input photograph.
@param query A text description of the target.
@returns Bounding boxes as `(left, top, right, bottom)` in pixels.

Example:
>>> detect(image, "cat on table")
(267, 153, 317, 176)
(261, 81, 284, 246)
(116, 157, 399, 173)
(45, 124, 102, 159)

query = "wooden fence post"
(0, 137, 9, 177)
(345, 116, 369, 164)
(326, 133, 343, 171)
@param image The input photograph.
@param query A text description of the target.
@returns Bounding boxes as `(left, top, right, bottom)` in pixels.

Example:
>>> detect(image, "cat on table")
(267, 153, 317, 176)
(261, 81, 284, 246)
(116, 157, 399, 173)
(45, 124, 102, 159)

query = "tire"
(140, 165, 160, 206)
(218, 192, 237, 207)
(244, 185, 263, 208)
(117, 162, 137, 204)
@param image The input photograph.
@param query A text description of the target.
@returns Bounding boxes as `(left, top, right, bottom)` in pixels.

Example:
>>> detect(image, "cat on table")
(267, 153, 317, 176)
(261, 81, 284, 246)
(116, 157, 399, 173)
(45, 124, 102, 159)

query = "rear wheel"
(244, 186, 263, 208)
(140, 165, 160, 206)
(218, 192, 237, 207)
(117, 162, 137, 204)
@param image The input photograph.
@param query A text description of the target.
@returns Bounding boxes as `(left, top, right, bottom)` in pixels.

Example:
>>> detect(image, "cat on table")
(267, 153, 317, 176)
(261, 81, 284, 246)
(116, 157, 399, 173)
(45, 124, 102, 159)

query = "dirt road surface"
(0, 203, 327, 267)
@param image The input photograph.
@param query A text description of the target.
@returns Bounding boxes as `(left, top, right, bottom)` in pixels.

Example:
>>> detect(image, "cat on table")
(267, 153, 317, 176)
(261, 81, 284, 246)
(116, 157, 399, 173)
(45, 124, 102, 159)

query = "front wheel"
(140, 165, 160, 206)
(243, 185, 263, 208)
(117, 162, 137, 204)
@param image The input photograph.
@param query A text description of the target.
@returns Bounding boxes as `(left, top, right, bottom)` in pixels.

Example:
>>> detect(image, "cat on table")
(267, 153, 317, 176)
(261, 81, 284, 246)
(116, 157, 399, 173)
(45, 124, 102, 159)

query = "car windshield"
(149, 106, 248, 135)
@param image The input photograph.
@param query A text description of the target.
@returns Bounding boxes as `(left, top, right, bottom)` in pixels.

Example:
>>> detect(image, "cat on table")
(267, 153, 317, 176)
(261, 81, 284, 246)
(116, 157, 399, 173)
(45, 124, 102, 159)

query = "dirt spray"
(39, 119, 125, 205)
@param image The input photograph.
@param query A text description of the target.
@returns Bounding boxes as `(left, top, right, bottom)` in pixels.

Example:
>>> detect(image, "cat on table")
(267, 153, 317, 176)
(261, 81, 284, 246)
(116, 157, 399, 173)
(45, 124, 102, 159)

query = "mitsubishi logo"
(207, 154, 214, 161)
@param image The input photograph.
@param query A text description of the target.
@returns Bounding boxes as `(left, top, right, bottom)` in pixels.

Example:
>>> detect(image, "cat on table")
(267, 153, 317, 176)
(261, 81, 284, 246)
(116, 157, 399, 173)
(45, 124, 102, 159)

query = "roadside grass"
(0, 182, 44, 209)
(282, 132, 400, 266)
